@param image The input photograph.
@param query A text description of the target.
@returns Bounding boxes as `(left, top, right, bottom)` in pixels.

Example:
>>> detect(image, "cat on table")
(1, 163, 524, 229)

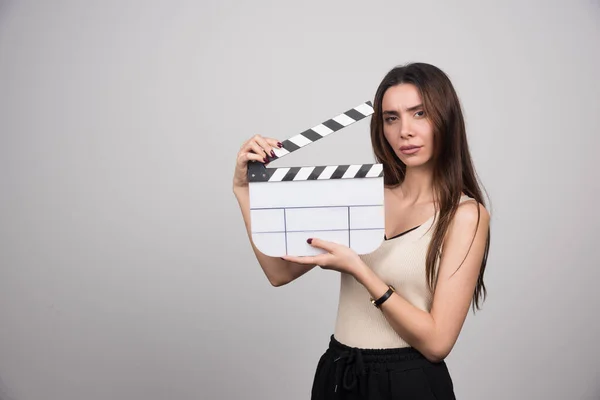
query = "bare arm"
(233, 135, 317, 287)
(354, 200, 490, 362)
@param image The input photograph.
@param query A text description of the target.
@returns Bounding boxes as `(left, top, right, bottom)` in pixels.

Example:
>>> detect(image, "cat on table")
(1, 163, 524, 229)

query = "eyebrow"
(382, 104, 423, 115)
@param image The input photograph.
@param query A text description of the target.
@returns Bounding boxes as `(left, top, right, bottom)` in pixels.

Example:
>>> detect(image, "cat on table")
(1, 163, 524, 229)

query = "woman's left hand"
(281, 238, 366, 278)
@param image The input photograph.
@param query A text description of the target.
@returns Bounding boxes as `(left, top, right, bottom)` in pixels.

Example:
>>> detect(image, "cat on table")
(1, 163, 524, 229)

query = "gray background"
(1, 0, 599, 399)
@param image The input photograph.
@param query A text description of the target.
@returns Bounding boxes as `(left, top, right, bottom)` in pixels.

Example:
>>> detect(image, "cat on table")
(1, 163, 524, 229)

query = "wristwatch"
(370, 285, 396, 309)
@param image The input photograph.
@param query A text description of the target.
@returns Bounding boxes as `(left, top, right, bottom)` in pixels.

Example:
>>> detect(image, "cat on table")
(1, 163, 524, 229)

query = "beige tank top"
(333, 194, 473, 349)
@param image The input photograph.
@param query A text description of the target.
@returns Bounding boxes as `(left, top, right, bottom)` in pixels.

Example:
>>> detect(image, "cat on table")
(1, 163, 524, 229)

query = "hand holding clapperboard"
(247, 102, 385, 257)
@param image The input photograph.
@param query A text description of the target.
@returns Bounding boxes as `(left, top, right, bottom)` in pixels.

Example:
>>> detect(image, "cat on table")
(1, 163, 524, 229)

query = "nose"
(399, 120, 414, 139)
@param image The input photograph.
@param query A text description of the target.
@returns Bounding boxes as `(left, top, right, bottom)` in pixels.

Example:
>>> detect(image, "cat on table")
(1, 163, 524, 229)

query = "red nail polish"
(271, 150, 275, 157)
(277, 142, 283, 148)
(263, 158, 267, 163)
(307, 238, 312, 244)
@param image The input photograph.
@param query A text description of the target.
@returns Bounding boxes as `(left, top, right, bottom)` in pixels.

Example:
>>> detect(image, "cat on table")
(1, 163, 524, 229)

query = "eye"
(415, 110, 425, 118)
(384, 116, 397, 123)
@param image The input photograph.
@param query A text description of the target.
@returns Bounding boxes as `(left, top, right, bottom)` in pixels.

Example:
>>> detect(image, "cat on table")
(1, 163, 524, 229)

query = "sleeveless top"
(332, 194, 473, 349)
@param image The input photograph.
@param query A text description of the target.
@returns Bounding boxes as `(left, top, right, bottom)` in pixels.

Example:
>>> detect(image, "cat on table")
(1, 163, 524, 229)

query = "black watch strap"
(371, 285, 395, 308)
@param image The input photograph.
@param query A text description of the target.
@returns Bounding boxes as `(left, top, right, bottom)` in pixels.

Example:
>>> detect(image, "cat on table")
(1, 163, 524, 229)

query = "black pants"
(311, 335, 456, 399)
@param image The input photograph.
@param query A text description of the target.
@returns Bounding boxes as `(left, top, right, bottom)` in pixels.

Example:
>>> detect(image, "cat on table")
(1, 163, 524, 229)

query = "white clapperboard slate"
(247, 101, 385, 257)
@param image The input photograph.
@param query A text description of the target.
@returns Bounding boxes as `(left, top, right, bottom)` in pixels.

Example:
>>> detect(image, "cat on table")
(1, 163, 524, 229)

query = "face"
(381, 83, 435, 169)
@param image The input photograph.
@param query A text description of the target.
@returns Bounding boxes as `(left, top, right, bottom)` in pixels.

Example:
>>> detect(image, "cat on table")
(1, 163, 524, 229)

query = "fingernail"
(263, 157, 267, 163)
(307, 238, 312, 244)
(271, 150, 275, 157)
(277, 142, 283, 148)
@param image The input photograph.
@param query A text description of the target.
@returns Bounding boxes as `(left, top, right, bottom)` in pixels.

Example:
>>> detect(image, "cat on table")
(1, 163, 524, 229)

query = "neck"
(397, 165, 434, 204)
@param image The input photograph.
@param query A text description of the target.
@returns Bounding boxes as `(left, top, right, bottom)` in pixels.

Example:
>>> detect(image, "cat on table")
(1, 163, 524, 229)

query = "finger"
(240, 136, 261, 152)
(253, 135, 277, 160)
(239, 135, 260, 151)
(264, 137, 284, 150)
(281, 254, 322, 265)
(237, 151, 264, 166)
(306, 237, 337, 253)
(241, 136, 283, 158)
(239, 137, 252, 150)
(244, 141, 269, 162)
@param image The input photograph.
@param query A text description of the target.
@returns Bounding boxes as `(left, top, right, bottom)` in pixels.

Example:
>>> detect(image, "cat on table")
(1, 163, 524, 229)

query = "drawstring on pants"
(333, 347, 366, 396)
(313, 335, 452, 399)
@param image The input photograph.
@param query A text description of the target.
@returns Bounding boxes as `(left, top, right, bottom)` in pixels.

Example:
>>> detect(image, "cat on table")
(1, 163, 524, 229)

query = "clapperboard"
(247, 101, 385, 257)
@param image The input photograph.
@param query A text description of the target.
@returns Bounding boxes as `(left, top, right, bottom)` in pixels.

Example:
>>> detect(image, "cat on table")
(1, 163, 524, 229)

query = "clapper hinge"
(247, 161, 269, 182)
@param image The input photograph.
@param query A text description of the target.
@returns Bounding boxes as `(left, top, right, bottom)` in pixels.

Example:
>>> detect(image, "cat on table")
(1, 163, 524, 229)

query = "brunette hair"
(370, 62, 491, 311)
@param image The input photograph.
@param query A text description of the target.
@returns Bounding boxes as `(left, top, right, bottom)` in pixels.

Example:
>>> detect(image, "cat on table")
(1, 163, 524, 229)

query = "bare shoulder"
(440, 197, 489, 260)
(440, 195, 490, 284)
(453, 197, 490, 229)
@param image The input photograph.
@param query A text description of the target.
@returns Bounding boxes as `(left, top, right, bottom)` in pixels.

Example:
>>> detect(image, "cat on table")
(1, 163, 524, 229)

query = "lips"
(400, 145, 422, 155)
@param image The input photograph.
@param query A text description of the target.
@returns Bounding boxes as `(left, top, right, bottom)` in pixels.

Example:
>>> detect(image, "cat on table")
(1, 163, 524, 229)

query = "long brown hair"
(370, 62, 491, 312)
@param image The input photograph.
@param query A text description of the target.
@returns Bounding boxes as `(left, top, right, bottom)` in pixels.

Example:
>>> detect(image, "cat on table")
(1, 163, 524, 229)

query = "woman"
(233, 62, 491, 399)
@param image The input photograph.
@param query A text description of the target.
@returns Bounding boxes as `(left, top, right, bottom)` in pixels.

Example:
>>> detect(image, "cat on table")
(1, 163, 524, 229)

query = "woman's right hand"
(233, 135, 283, 189)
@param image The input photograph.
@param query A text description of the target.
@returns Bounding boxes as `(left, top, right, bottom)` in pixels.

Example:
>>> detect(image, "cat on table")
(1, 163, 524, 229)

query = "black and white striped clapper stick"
(247, 101, 385, 257)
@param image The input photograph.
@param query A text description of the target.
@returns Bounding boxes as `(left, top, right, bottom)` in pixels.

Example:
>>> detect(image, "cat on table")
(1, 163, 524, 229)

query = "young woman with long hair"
(233, 62, 491, 399)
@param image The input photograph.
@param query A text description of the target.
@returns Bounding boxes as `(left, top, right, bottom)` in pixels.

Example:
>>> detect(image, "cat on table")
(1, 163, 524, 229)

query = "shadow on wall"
(0, 371, 18, 400)
(0, 376, 15, 400)
(0, 0, 16, 23)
